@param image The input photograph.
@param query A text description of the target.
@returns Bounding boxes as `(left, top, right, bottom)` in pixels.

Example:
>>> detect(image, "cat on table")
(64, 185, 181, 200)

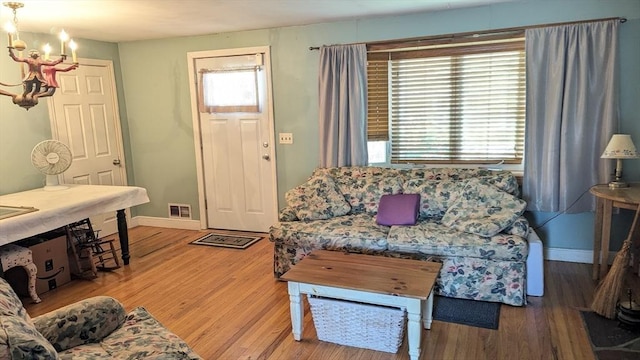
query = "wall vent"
(168, 203, 192, 219)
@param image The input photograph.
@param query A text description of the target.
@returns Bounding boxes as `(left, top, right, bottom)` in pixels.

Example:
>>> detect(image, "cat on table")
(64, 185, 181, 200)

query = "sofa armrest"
(32, 296, 126, 352)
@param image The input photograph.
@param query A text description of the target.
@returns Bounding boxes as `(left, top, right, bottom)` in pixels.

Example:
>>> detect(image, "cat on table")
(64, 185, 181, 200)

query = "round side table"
(590, 183, 640, 280)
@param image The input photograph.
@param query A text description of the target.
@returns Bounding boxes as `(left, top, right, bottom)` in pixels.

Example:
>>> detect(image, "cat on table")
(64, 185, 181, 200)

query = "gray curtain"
(523, 20, 618, 213)
(318, 44, 368, 167)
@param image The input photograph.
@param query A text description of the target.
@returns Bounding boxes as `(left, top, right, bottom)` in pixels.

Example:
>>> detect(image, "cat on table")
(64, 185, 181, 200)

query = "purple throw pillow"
(376, 193, 420, 226)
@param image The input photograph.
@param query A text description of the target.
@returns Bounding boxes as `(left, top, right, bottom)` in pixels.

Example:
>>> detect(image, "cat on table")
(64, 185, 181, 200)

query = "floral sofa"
(270, 167, 530, 306)
(0, 277, 201, 359)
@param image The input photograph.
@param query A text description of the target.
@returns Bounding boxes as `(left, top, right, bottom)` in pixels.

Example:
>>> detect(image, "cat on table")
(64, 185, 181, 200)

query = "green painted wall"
(1, 0, 639, 252)
(0, 32, 133, 194)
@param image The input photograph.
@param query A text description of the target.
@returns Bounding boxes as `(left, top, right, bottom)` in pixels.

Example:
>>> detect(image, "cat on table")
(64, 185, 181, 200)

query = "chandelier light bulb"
(59, 30, 69, 55)
(69, 40, 77, 63)
(4, 22, 15, 47)
(4, 22, 16, 33)
(43, 43, 51, 60)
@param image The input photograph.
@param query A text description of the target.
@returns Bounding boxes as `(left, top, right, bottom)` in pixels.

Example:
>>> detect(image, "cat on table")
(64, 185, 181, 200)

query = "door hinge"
(204, 199, 207, 210)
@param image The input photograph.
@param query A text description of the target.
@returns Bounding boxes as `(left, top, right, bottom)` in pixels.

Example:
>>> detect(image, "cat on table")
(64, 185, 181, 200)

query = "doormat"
(433, 296, 501, 330)
(581, 310, 640, 360)
(190, 233, 262, 249)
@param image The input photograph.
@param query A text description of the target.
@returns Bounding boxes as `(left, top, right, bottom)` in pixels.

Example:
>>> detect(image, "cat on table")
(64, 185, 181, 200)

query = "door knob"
(262, 154, 270, 160)
(113, 159, 121, 165)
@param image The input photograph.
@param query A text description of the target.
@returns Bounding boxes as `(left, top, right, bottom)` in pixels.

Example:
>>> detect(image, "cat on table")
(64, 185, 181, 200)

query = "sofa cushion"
(1, 316, 60, 360)
(0, 278, 59, 360)
(285, 175, 351, 221)
(397, 167, 498, 181)
(270, 213, 389, 250)
(503, 216, 530, 238)
(387, 220, 528, 261)
(376, 194, 420, 226)
(33, 296, 126, 353)
(313, 166, 403, 180)
(441, 179, 527, 237)
(476, 173, 520, 196)
(397, 168, 520, 195)
(58, 343, 109, 359)
(403, 179, 467, 219)
(100, 307, 202, 359)
(341, 176, 403, 215)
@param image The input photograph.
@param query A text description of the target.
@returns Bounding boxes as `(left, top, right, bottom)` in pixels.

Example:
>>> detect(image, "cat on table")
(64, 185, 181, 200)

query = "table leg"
(407, 299, 422, 360)
(116, 209, 130, 265)
(287, 282, 303, 341)
(422, 289, 434, 330)
(593, 197, 604, 280)
(600, 199, 613, 280)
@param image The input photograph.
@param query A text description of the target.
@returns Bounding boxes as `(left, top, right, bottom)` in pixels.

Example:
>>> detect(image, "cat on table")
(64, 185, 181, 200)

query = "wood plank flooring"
(22, 226, 640, 360)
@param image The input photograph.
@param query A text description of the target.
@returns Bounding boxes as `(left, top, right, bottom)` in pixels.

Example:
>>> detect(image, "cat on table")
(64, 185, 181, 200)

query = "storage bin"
(307, 296, 406, 353)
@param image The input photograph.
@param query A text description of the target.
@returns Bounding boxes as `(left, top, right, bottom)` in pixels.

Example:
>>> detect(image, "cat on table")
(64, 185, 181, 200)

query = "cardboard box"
(5, 233, 72, 297)
(25, 234, 71, 294)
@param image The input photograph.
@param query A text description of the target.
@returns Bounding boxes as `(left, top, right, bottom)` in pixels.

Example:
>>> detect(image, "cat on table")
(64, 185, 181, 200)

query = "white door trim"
(47, 57, 128, 186)
(187, 46, 278, 230)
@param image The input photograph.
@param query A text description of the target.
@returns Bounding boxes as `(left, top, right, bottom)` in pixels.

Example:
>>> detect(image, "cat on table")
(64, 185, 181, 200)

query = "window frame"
(366, 32, 526, 168)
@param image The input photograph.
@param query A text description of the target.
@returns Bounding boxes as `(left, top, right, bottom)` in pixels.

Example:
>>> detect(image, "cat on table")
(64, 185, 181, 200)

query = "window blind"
(366, 36, 526, 164)
(367, 60, 389, 141)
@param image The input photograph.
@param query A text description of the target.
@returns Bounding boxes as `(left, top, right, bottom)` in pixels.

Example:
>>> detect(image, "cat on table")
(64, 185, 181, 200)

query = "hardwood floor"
(22, 226, 639, 360)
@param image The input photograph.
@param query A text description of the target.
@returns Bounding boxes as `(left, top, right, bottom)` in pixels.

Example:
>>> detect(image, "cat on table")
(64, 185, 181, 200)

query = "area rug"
(433, 296, 501, 330)
(581, 310, 640, 360)
(190, 232, 262, 249)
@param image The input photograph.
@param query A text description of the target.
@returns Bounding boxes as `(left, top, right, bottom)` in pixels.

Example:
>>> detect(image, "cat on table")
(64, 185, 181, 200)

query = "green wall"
(1, 0, 639, 252)
(0, 32, 133, 194)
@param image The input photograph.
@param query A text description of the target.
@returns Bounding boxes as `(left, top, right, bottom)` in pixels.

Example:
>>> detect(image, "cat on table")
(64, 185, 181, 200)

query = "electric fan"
(31, 140, 73, 191)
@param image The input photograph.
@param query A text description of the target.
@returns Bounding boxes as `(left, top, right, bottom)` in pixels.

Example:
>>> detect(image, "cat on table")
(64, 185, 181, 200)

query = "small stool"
(0, 244, 41, 303)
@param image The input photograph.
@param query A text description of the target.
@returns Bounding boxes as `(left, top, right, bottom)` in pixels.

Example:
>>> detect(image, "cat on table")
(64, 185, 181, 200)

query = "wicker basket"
(307, 296, 406, 353)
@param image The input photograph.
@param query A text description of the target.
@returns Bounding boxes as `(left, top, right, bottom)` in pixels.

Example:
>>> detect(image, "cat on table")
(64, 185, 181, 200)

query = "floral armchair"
(0, 277, 200, 359)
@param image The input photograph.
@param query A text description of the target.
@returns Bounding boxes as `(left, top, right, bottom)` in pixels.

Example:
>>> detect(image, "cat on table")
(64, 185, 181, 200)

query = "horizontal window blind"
(367, 60, 389, 141)
(390, 47, 525, 164)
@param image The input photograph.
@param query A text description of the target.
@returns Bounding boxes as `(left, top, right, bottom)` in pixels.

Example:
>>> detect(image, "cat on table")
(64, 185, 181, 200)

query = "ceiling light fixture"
(1, 2, 78, 110)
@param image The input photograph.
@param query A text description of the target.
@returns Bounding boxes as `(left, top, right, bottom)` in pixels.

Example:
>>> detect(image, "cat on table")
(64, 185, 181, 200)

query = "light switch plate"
(279, 133, 293, 144)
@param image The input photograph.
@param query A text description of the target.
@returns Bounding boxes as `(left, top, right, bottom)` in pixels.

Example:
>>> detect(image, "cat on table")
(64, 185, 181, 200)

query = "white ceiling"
(1, 0, 511, 43)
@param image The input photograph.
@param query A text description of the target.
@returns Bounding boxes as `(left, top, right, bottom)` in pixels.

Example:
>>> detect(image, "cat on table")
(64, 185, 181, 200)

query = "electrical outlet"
(279, 133, 293, 144)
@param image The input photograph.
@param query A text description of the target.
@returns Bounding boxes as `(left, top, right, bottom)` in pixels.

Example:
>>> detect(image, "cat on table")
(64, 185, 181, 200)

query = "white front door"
(188, 47, 277, 232)
(48, 58, 127, 236)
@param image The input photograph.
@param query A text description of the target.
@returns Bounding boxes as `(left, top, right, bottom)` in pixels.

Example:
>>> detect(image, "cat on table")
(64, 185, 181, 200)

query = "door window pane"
(199, 67, 260, 113)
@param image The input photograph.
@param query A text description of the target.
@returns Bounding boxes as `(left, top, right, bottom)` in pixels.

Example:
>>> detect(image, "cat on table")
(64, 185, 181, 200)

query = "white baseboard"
(545, 247, 617, 264)
(132, 216, 202, 230)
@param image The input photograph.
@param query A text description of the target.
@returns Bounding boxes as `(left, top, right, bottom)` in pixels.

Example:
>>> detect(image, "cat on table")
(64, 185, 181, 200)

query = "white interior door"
(189, 47, 277, 232)
(48, 58, 127, 236)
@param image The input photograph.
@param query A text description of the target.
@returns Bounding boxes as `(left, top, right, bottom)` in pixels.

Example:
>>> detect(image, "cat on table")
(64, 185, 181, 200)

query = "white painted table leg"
(406, 299, 422, 360)
(287, 282, 303, 341)
(422, 289, 434, 330)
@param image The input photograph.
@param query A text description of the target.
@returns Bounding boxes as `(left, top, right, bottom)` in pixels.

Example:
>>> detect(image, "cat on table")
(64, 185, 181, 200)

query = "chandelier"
(1, 2, 78, 110)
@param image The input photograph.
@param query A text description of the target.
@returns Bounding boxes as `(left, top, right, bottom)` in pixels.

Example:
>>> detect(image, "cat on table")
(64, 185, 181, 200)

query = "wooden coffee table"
(281, 250, 442, 360)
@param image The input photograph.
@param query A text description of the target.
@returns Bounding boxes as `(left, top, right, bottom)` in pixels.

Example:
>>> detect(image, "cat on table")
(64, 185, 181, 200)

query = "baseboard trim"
(132, 216, 202, 230)
(546, 247, 617, 264)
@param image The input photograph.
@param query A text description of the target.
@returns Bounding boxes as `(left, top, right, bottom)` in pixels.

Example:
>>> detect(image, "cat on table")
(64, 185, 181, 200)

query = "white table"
(0, 185, 149, 269)
(281, 250, 441, 360)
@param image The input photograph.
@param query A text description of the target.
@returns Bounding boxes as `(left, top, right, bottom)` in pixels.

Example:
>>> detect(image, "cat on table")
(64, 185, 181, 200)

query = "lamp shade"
(601, 134, 640, 159)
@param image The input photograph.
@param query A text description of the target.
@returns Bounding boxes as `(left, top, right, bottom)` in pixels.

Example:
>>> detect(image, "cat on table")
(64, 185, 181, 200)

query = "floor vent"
(168, 204, 192, 219)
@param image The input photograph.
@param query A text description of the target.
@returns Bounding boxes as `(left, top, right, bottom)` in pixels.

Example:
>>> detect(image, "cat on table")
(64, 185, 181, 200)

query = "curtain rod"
(308, 16, 626, 50)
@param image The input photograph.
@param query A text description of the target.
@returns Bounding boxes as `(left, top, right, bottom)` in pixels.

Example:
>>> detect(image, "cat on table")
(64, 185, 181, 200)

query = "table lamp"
(601, 134, 640, 188)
